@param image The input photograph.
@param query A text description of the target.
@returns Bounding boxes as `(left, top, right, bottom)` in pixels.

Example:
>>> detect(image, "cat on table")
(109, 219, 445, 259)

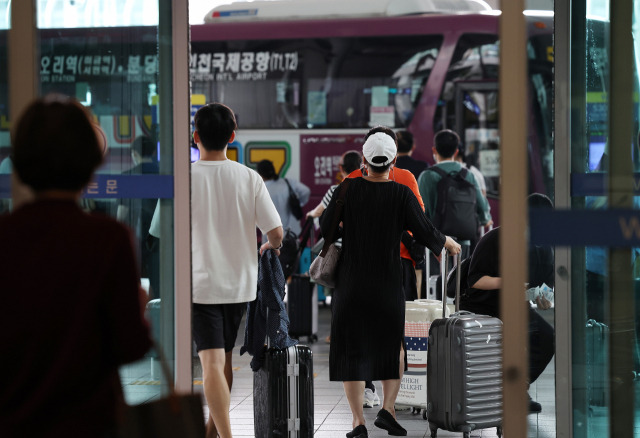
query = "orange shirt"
(347, 167, 425, 263)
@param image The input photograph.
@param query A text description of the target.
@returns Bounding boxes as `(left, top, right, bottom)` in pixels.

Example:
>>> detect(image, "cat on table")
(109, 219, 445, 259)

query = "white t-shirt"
(191, 159, 281, 304)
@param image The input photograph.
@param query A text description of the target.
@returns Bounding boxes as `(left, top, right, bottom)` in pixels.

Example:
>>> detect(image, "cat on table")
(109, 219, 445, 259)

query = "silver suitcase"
(426, 251, 503, 438)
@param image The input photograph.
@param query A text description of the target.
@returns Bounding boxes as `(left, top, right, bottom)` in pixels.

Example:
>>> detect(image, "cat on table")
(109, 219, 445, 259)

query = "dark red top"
(0, 199, 151, 437)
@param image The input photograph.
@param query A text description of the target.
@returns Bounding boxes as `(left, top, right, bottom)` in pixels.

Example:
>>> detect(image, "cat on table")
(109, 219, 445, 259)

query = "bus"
(193, 0, 555, 225)
(0, 0, 555, 225)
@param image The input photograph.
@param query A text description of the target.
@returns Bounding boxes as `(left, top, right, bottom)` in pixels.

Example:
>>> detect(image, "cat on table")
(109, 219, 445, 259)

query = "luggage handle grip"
(440, 246, 462, 318)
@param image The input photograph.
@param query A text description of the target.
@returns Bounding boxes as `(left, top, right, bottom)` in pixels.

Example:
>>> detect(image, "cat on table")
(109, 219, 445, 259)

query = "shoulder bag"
(309, 179, 351, 288)
(284, 178, 304, 220)
(118, 341, 205, 438)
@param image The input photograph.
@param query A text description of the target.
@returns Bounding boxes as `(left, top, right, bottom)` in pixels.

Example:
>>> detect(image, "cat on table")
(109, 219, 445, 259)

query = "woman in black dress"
(321, 127, 461, 438)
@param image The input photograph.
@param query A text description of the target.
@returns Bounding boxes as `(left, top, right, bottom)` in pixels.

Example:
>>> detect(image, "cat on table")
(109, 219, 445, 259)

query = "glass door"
(552, 0, 640, 435)
(39, 0, 176, 403)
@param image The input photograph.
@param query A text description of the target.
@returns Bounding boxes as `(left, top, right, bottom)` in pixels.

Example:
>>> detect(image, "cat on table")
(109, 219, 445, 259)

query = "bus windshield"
(190, 35, 443, 130)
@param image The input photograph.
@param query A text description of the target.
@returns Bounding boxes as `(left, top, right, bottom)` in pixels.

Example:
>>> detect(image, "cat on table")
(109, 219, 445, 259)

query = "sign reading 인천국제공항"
(189, 51, 299, 82)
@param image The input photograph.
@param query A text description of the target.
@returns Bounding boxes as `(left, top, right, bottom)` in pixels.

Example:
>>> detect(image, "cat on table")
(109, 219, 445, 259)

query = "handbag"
(284, 178, 304, 220)
(118, 342, 205, 438)
(309, 179, 351, 288)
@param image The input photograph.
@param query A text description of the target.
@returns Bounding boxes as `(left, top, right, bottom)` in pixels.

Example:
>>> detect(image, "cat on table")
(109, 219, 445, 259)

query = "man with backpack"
(417, 129, 491, 263)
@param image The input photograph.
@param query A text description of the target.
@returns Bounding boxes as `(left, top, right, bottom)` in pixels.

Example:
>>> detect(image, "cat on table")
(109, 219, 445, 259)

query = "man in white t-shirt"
(191, 103, 283, 438)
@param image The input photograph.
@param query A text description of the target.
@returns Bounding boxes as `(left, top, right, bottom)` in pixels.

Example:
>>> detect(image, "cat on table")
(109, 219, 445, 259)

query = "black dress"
(321, 178, 445, 382)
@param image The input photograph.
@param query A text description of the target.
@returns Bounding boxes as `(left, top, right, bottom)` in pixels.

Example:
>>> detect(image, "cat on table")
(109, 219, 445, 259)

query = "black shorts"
(192, 302, 246, 353)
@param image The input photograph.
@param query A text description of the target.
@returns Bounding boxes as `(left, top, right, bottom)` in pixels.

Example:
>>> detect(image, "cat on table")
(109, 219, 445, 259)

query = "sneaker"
(363, 388, 380, 408)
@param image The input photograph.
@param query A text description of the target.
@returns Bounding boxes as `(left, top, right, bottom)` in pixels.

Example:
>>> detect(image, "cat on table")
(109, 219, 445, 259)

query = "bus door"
(454, 80, 500, 224)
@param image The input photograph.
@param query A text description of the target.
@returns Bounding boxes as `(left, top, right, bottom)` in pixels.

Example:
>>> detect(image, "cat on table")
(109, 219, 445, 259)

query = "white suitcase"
(396, 298, 450, 414)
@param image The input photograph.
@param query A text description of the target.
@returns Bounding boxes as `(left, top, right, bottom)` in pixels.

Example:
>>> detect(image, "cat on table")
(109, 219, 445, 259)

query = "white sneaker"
(363, 388, 380, 408)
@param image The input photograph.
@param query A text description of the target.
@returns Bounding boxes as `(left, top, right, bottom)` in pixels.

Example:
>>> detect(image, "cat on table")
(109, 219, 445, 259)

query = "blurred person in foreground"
(0, 94, 151, 438)
(322, 127, 461, 438)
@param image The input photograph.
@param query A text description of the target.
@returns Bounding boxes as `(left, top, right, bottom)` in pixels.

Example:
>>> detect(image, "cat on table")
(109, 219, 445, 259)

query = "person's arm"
(306, 202, 326, 218)
(260, 225, 284, 255)
(470, 275, 502, 290)
(307, 185, 336, 218)
(403, 188, 456, 256)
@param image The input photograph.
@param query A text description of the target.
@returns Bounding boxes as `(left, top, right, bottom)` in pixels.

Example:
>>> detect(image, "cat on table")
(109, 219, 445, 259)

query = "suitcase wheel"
(429, 427, 437, 438)
(497, 426, 503, 438)
(422, 410, 428, 420)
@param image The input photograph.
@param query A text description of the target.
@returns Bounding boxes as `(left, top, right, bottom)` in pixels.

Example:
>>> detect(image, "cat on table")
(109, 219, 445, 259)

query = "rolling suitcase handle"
(440, 248, 462, 318)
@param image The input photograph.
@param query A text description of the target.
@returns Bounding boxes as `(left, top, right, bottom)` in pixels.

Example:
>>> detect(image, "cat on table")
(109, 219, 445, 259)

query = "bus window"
(528, 33, 554, 195)
(436, 31, 554, 200)
(190, 35, 443, 130)
(434, 33, 499, 134)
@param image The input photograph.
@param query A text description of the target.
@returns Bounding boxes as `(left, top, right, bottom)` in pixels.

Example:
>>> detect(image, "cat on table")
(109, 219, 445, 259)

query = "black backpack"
(427, 166, 478, 241)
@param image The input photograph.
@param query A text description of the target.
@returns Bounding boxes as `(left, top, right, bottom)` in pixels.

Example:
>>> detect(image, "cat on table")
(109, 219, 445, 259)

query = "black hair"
(194, 102, 237, 151)
(527, 193, 553, 209)
(256, 159, 278, 180)
(396, 130, 414, 153)
(340, 150, 362, 174)
(434, 129, 460, 159)
(365, 125, 397, 144)
(131, 135, 156, 158)
(11, 94, 103, 192)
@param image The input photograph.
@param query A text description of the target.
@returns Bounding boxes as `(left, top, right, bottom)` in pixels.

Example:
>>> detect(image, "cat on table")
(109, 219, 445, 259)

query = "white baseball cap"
(362, 132, 397, 167)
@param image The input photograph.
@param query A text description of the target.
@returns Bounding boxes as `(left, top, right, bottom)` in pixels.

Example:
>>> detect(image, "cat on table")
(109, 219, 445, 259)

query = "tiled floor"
(120, 293, 640, 436)
(185, 300, 558, 438)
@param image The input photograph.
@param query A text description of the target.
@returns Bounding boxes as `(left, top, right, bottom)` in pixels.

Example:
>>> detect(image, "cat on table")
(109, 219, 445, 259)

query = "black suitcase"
(426, 251, 503, 438)
(254, 345, 314, 438)
(287, 274, 319, 342)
